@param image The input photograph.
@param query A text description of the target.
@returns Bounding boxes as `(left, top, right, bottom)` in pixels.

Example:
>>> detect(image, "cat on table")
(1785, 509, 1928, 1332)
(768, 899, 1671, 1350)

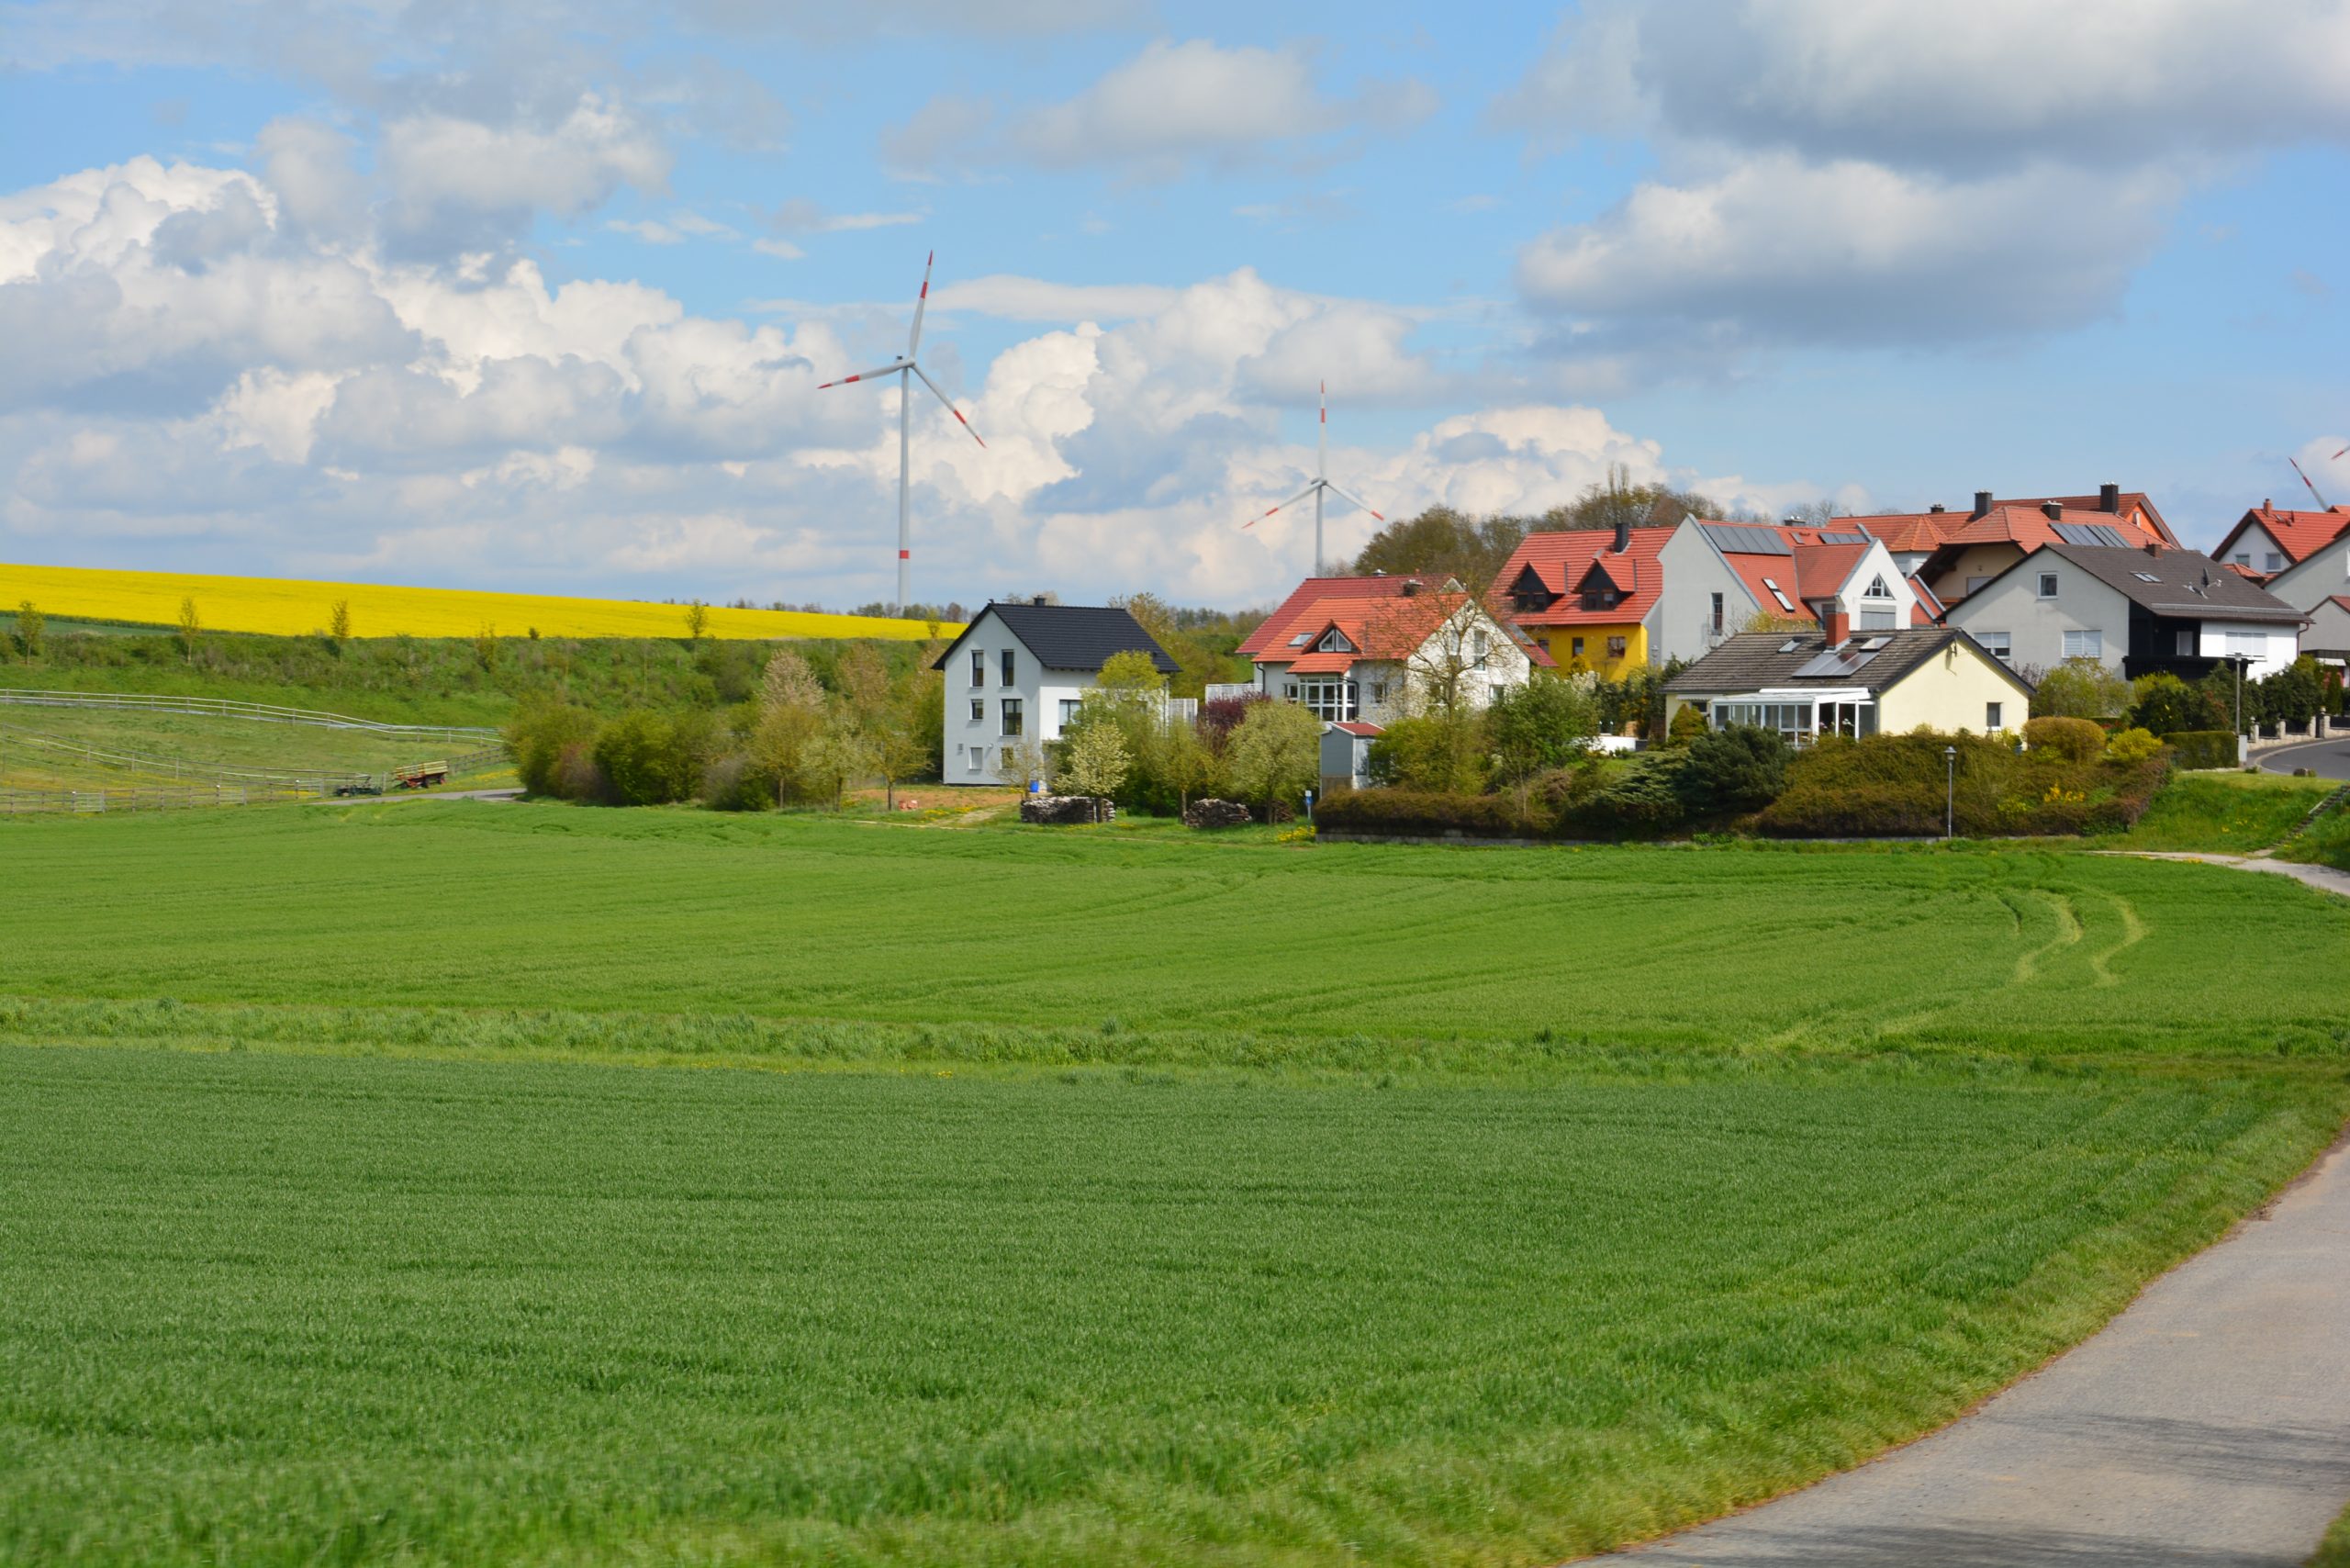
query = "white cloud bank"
(0, 153, 1809, 609)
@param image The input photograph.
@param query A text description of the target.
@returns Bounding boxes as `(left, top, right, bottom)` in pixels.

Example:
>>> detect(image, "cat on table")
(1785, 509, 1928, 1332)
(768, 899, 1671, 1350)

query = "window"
(1472, 630, 1490, 664)
(2266, 552, 2284, 572)
(1297, 681, 1358, 721)
(1368, 681, 1389, 706)
(1709, 591, 1725, 633)
(1000, 698, 1024, 737)
(1287, 632, 1312, 648)
(1858, 608, 1897, 631)
(969, 649, 986, 687)
(1978, 631, 2011, 662)
(1315, 627, 1355, 653)
(2233, 553, 2251, 566)
(1282, 681, 1298, 700)
(1965, 576, 1992, 596)
(1606, 635, 1628, 659)
(1000, 648, 1016, 686)
(1058, 699, 1082, 728)
(2061, 629, 2103, 659)
(2037, 572, 2059, 599)
(968, 747, 986, 774)
(2133, 571, 2161, 582)
(1570, 636, 1585, 658)
(1986, 701, 2005, 731)
(969, 699, 985, 724)
(1863, 575, 1893, 599)
(2175, 629, 2196, 657)
(2226, 630, 2266, 657)
(1762, 576, 1795, 612)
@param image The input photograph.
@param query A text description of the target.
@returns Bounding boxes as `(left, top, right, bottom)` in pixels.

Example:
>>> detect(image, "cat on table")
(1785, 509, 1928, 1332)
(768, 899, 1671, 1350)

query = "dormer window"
(1509, 567, 1552, 613)
(1315, 627, 1355, 654)
(1863, 575, 1892, 599)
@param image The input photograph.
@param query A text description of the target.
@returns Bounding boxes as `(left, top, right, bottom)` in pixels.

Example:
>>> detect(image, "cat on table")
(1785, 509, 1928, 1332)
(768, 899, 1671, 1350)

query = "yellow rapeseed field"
(0, 563, 959, 643)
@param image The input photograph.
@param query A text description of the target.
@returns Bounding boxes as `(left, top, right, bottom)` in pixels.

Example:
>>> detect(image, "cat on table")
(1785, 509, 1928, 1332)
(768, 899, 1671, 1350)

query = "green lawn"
(4, 804, 2348, 1566)
(2094, 769, 2338, 855)
(3, 803, 2347, 1060)
(0, 1045, 2330, 1568)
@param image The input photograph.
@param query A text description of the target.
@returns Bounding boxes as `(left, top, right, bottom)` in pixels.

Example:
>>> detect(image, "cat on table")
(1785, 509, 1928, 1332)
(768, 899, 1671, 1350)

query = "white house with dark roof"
(929, 600, 1178, 785)
(1943, 543, 2306, 681)
(1665, 627, 2032, 743)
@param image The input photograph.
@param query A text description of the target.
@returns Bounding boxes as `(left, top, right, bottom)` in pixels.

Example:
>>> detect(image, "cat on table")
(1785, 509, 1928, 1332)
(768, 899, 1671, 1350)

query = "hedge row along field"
(0, 1046, 2333, 1568)
(1, 561, 954, 643)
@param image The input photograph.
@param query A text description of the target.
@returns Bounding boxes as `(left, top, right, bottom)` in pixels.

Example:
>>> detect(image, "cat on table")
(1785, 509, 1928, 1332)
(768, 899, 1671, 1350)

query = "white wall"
(2195, 622, 2299, 680)
(942, 609, 1128, 786)
(2220, 524, 2288, 576)
(1944, 565, 2132, 675)
(2266, 532, 2350, 615)
(1653, 522, 1756, 665)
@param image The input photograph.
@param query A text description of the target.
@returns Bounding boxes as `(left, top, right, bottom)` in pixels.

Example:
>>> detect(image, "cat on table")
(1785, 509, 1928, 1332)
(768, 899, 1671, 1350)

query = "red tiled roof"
(1792, 542, 1869, 605)
(1851, 494, 2173, 554)
(1718, 551, 1813, 623)
(2329, 596, 2350, 614)
(1328, 721, 1384, 737)
(1249, 588, 1465, 674)
(1492, 525, 1675, 629)
(2214, 505, 2350, 568)
(1852, 512, 1957, 553)
(1239, 574, 1455, 657)
(1908, 576, 1945, 624)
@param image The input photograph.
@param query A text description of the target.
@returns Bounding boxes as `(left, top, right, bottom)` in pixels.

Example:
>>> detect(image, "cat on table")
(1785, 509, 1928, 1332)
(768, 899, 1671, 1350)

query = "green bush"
(1757, 733, 2165, 838)
(2128, 673, 2227, 737)
(2105, 727, 2163, 765)
(1315, 789, 1545, 839)
(1487, 677, 1599, 781)
(593, 710, 715, 805)
(505, 701, 603, 798)
(2029, 657, 2130, 720)
(2162, 730, 2239, 771)
(1551, 754, 1690, 838)
(1675, 724, 1789, 815)
(1367, 713, 1488, 793)
(2022, 715, 2105, 764)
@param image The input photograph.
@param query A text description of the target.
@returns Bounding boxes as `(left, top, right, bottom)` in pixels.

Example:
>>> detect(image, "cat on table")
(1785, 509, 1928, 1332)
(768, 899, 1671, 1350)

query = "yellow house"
(1528, 622, 1650, 678)
(1662, 627, 2031, 742)
(1494, 521, 1674, 680)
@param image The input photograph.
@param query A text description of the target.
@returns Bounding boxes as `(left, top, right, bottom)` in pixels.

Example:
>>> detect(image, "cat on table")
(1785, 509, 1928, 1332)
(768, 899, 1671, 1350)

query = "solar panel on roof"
(2053, 522, 2130, 548)
(1700, 522, 1792, 555)
(1816, 532, 1872, 544)
(1793, 646, 1883, 679)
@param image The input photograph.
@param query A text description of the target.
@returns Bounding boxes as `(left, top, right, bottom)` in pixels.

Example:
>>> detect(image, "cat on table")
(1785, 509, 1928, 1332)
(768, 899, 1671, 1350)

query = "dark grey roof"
(1699, 521, 1792, 556)
(1665, 627, 2031, 697)
(2027, 543, 2308, 623)
(930, 602, 1179, 674)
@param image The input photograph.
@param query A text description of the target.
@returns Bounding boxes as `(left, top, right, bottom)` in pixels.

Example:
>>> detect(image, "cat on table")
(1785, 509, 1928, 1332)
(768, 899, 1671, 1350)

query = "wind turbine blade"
(1322, 481, 1386, 524)
(1242, 483, 1321, 530)
(908, 251, 934, 358)
(818, 360, 907, 389)
(910, 362, 985, 447)
(2290, 456, 2332, 510)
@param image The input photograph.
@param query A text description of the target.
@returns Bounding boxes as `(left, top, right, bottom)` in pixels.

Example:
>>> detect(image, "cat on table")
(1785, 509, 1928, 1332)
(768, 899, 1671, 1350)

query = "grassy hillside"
(0, 628, 935, 727)
(4, 808, 2344, 1565)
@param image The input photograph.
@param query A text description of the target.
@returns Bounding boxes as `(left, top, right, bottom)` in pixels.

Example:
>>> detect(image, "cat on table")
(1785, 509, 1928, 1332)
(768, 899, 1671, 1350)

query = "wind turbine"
(2290, 454, 2333, 511)
(1241, 381, 1384, 577)
(818, 251, 985, 612)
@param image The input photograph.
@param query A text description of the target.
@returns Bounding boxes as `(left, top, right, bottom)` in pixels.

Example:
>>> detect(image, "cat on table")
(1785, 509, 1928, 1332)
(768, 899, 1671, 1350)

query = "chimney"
(1972, 489, 1993, 520)
(2042, 500, 2064, 521)
(2098, 483, 2121, 513)
(1929, 503, 1946, 514)
(1032, 595, 1047, 607)
(2264, 499, 2272, 512)
(2143, 540, 2162, 557)
(1400, 578, 1421, 598)
(1612, 517, 1631, 553)
(1822, 606, 1850, 646)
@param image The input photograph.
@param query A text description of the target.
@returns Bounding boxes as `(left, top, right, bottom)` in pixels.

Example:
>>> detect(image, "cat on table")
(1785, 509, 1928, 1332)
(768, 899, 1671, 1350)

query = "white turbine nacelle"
(1240, 380, 1384, 577)
(818, 251, 986, 612)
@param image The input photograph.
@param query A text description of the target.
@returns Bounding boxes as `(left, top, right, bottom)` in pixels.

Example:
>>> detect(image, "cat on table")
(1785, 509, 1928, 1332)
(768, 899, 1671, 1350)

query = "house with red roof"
(1241, 572, 1531, 724)
(1648, 519, 1934, 664)
(1491, 521, 1675, 677)
(2211, 501, 2350, 583)
(1840, 486, 2175, 605)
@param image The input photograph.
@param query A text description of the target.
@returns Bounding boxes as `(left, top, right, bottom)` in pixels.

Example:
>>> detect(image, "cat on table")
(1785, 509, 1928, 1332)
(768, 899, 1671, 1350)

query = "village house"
(2210, 501, 2350, 584)
(1491, 521, 1674, 676)
(1942, 543, 2305, 682)
(1240, 572, 1533, 723)
(1647, 521, 1935, 663)
(931, 599, 1177, 786)
(1665, 628, 2031, 745)
(1857, 486, 2177, 606)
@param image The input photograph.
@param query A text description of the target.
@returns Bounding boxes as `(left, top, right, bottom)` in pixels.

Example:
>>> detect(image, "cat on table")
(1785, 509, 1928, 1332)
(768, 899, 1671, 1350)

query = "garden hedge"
(2162, 730, 2239, 771)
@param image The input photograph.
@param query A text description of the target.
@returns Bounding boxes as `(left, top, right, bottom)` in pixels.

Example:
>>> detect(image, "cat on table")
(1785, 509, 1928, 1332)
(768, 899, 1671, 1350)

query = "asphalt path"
(1597, 1131, 2350, 1567)
(2257, 734, 2350, 779)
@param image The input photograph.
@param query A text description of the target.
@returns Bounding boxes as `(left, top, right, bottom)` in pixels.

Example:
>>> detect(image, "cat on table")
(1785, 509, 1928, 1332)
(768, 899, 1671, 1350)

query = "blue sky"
(3, 0, 2346, 610)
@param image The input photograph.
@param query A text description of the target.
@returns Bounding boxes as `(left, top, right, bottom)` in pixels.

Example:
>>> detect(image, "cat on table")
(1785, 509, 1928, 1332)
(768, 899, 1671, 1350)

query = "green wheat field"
(3, 802, 2346, 1565)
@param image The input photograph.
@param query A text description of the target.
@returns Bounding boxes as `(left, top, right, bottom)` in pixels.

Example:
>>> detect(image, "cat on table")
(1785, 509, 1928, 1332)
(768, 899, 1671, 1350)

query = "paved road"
(1599, 1135, 2350, 1567)
(2258, 735, 2350, 779)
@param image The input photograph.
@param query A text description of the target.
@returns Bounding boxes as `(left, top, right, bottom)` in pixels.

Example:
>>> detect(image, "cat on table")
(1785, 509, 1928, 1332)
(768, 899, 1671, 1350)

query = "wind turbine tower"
(818, 252, 986, 611)
(1242, 381, 1384, 575)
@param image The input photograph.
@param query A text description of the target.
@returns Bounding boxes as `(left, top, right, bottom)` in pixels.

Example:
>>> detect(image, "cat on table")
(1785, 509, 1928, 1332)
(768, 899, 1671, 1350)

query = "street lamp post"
(1944, 745, 1957, 841)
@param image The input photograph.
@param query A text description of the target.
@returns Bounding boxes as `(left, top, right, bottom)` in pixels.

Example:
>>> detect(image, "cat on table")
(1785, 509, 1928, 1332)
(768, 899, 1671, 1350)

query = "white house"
(1648, 522, 1932, 664)
(1238, 573, 1532, 722)
(1944, 542, 2305, 682)
(931, 600, 1178, 786)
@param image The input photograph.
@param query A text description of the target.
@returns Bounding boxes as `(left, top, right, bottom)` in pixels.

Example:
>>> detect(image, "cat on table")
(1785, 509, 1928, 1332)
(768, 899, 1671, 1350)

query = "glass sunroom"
(1706, 690, 1876, 745)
